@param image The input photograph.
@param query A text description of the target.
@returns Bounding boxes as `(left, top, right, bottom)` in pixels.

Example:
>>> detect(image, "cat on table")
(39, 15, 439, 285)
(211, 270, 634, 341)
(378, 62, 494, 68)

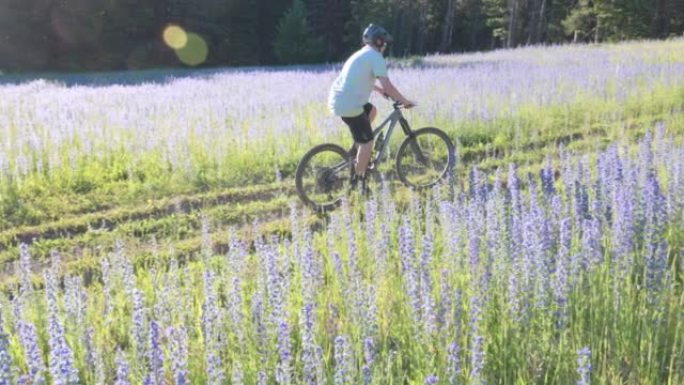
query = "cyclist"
(327, 23, 415, 191)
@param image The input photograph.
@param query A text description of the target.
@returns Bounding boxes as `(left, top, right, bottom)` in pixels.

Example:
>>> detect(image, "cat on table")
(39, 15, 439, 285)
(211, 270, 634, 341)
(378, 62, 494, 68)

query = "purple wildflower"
(132, 289, 147, 368)
(64, 275, 86, 339)
(202, 269, 224, 385)
(0, 316, 14, 385)
(252, 290, 268, 360)
(334, 335, 353, 385)
(232, 361, 244, 385)
(576, 347, 591, 385)
(362, 337, 375, 385)
(447, 340, 461, 385)
(612, 185, 634, 271)
(169, 326, 188, 385)
(439, 201, 461, 261)
(275, 320, 292, 385)
(17, 321, 46, 385)
(85, 327, 105, 385)
(300, 231, 317, 305)
(574, 181, 590, 222)
(508, 163, 523, 264)
(264, 243, 285, 326)
(364, 284, 379, 338)
(425, 375, 439, 385)
(289, 202, 302, 260)
(438, 269, 453, 333)
(375, 218, 390, 278)
(19, 243, 33, 303)
(229, 275, 244, 343)
(147, 320, 165, 385)
(301, 303, 322, 385)
(643, 174, 668, 293)
(469, 295, 485, 385)
(554, 217, 572, 328)
(257, 371, 269, 385)
(470, 334, 485, 385)
(399, 216, 421, 323)
(45, 270, 79, 385)
(100, 256, 114, 321)
(365, 199, 378, 256)
(508, 263, 522, 320)
(115, 349, 131, 385)
(580, 218, 603, 273)
(540, 155, 556, 196)
(420, 234, 437, 335)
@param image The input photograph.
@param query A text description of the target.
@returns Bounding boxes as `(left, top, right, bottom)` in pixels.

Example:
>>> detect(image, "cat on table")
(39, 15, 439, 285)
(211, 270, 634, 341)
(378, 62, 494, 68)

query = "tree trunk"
(507, 0, 519, 47)
(651, 0, 670, 38)
(537, 0, 547, 42)
(527, 0, 539, 44)
(438, 0, 457, 52)
(415, 0, 429, 54)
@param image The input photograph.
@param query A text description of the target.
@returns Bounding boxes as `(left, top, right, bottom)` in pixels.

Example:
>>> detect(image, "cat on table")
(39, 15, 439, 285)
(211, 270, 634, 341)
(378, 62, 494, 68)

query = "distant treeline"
(1, 0, 682, 72)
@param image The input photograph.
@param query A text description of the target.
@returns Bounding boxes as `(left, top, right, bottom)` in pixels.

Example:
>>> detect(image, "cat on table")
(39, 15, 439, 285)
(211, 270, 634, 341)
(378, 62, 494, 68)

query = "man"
(328, 24, 415, 191)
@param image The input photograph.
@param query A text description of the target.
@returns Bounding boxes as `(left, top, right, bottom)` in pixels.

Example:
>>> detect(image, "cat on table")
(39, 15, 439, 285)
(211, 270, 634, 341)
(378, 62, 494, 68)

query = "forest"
(1, 0, 683, 72)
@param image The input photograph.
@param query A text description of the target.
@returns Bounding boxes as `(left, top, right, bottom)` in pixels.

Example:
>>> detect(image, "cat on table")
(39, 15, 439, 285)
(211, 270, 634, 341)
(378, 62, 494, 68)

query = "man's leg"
(355, 140, 373, 176)
(343, 104, 376, 178)
(362, 105, 378, 172)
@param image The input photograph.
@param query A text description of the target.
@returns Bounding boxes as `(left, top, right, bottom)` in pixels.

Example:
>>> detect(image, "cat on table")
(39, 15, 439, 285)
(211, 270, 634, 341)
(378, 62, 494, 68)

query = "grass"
(0, 39, 683, 384)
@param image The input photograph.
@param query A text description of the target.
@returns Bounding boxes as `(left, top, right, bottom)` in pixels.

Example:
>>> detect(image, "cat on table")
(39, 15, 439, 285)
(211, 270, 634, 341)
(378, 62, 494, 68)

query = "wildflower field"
(0, 39, 683, 384)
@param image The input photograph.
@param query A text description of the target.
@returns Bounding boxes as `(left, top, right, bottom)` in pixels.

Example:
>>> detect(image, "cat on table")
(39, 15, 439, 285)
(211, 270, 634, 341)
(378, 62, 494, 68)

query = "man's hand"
(401, 99, 417, 108)
(378, 77, 414, 108)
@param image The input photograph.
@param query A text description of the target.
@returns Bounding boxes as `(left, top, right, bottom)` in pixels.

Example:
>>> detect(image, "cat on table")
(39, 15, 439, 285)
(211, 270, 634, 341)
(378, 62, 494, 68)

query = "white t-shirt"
(328, 45, 388, 117)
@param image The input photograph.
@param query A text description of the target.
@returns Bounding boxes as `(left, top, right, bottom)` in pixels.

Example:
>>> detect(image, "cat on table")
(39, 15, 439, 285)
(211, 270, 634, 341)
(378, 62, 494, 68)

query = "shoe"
(349, 173, 360, 192)
(349, 174, 371, 196)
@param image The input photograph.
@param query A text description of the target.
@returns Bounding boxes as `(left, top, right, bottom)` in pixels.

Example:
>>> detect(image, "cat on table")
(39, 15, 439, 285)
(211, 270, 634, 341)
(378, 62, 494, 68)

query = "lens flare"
(163, 25, 188, 49)
(175, 33, 209, 66)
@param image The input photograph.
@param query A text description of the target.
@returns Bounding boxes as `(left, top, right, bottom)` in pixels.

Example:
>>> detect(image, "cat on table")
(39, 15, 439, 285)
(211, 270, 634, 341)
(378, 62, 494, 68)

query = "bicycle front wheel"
(395, 127, 455, 188)
(295, 143, 352, 211)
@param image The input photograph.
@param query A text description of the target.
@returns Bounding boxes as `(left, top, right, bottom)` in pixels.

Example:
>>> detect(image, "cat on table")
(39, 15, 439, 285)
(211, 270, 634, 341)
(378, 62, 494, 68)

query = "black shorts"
(341, 103, 374, 144)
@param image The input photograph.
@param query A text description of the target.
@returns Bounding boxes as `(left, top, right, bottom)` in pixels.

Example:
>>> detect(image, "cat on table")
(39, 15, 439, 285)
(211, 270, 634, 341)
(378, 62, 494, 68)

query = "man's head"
(363, 24, 393, 52)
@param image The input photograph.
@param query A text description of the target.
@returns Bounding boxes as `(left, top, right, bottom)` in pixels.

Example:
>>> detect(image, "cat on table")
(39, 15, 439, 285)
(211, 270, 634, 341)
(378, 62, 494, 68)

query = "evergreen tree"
(273, 0, 326, 64)
(1, 0, 683, 72)
(482, 0, 509, 47)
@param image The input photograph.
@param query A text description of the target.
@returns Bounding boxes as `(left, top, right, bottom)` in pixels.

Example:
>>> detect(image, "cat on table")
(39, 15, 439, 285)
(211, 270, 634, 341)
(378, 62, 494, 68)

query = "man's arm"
(377, 77, 415, 107)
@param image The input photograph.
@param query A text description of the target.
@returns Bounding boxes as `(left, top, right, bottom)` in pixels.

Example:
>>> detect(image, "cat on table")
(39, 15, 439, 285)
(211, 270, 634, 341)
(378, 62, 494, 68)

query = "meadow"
(0, 38, 683, 384)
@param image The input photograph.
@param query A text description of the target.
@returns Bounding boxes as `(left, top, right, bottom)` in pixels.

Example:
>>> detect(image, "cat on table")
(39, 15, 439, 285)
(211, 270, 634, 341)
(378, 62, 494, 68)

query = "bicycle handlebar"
(383, 93, 415, 109)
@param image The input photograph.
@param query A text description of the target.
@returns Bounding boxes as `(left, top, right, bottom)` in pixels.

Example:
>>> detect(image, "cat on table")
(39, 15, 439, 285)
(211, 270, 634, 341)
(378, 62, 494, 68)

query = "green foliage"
(273, 0, 326, 64)
(0, 0, 683, 71)
(562, 0, 654, 42)
(482, 0, 508, 46)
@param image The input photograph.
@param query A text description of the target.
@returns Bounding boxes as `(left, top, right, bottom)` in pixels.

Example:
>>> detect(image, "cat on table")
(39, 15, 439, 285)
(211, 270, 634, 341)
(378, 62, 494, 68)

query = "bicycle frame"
(369, 105, 413, 164)
(336, 103, 417, 175)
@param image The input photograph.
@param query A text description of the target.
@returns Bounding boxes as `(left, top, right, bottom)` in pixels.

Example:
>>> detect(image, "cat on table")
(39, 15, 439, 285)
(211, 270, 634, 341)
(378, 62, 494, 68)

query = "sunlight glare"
(163, 25, 188, 50)
(175, 33, 209, 66)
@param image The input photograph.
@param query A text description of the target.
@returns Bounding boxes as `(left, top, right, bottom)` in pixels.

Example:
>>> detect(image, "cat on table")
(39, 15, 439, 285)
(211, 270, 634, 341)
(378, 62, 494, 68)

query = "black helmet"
(363, 24, 394, 46)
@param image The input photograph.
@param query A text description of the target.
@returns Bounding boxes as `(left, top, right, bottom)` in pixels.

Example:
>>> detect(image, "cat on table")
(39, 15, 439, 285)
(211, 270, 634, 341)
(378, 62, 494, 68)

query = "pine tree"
(273, 0, 326, 64)
(482, 0, 509, 47)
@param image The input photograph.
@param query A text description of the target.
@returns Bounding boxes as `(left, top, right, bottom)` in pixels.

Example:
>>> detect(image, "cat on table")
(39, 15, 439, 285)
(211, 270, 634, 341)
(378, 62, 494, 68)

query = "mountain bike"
(295, 99, 455, 211)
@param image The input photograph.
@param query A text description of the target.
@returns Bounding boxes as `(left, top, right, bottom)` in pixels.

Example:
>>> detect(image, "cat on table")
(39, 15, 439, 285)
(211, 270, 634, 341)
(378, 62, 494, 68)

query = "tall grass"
(0, 39, 683, 229)
(1, 126, 683, 384)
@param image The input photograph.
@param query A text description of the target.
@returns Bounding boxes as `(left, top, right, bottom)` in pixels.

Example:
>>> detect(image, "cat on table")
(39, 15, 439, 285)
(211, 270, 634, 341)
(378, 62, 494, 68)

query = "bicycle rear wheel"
(295, 143, 352, 211)
(395, 127, 454, 188)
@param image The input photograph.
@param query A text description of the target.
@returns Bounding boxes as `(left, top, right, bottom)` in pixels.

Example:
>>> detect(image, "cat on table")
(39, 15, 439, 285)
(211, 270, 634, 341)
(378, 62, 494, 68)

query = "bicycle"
(295, 99, 455, 211)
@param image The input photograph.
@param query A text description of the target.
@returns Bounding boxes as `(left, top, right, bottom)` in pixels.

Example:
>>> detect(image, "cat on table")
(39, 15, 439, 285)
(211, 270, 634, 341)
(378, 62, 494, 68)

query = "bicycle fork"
(399, 117, 430, 165)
